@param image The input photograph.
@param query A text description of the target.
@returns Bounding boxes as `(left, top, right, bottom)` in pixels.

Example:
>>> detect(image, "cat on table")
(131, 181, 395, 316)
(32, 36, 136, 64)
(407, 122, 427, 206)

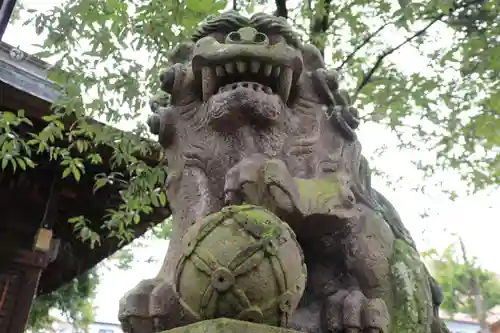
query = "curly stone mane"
(248, 13, 301, 48)
(190, 11, 301, 49)
(191, 11, 250, 42)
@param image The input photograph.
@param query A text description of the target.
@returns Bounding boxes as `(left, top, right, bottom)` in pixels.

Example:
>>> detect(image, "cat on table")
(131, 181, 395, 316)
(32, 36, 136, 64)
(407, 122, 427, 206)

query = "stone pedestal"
(163, 319, 301, 333)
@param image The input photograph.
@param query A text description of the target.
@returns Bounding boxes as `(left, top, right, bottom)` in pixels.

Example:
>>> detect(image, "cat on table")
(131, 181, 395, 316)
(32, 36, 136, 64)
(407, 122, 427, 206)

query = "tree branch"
(353, 0, 486, 97)
(310, 0, 333, 56)
(354, 15, 443, 97)
(274, 0, 288, 18)
(337, 20, 394, 71)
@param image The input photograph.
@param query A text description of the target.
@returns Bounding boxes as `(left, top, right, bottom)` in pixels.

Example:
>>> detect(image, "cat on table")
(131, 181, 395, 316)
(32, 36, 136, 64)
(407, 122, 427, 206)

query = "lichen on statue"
(173, 205, 306, 327)
(119, 11, 450, 333)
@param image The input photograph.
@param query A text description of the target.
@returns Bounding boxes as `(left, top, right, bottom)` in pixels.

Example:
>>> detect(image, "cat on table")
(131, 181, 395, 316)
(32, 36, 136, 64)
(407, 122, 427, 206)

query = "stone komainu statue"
(119, 11, 450, 333)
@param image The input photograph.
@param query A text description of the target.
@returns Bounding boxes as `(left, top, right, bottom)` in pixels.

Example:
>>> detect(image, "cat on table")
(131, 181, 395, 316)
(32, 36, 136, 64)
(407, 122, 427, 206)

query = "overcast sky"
(3, 0, 499, 325)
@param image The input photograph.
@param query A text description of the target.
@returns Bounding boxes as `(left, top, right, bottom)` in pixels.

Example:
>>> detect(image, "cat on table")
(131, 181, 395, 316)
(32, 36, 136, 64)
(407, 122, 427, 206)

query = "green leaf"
(62, 167, 71, 179)
(93, 178, 108, 192)
(1, 157, 9, 170)
(16, 157, 26, 170)
(73, 158, 85, 170)
(2, 112, 16, 123)
(25, 158, 36, 168)
(10, 158, 16, 172)
(159, 191, 167, 207)
(150, 191, 160, 207)
(397, 0, 410, 9)
(437, 0, 454, 14)
(72, 164, 81, 181)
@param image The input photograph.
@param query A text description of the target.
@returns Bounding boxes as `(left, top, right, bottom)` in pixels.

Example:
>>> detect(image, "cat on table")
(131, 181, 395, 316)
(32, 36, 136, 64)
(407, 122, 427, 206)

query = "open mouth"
(196, 60, 296, 103)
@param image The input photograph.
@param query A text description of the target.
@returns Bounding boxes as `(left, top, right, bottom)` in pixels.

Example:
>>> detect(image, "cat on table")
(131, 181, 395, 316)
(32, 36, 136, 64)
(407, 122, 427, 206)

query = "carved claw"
(121, 317, 155, 333)
(323, 290, 390, 333)
(118, 279, 158, 333)
(262, 159, 304, 213)
(224, 155, 304, 215)
(150, 281, 196, 332)
(224, 155, 301, 210)
(224, 153, 268, 205)
(147, 114, 161, 135)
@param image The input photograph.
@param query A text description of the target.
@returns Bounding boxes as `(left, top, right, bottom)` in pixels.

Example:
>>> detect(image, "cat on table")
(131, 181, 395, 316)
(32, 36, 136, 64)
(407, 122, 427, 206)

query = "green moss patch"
(163, 318, 301, 333)
(390, 239, 433, 333)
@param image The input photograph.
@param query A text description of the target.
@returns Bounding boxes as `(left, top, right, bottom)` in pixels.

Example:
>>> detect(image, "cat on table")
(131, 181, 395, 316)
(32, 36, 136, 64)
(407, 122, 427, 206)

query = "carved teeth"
(250, 61, 260, 73)
(225, 63, 235, 74)
(277, 67, 293, 103)
(236, 61, 247, 73)
(272, 66, 281, 77)
(215, 66, 225, 76)
(263, 64, 272, 76)
(201, 67, 217, 102)
(199, 62, 294, 102)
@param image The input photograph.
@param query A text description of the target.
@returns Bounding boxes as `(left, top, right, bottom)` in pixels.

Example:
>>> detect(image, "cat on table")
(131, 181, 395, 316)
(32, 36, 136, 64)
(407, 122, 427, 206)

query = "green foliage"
(16, 0, 496, 198)
(423, 243, 500, 316)
(152, 217, 174, 239)
(28, 268, 99, 332)
(0, 110, 36, 172)
(108, 218, 173, 270)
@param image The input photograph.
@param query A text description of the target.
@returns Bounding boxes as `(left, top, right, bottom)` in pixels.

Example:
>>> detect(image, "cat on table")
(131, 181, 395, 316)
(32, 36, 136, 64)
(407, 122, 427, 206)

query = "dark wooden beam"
(0, 0, 17, 41)
(0, 249, 50, 333)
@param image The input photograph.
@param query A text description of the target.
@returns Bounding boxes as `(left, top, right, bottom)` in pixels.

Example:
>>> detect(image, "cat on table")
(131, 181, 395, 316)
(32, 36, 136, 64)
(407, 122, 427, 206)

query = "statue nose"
(225, 27, 269, 45)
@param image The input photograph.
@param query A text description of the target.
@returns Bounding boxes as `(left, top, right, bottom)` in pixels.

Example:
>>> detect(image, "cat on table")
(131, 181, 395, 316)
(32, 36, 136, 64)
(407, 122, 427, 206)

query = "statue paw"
(120, 317, 155, 333)
(118, 279, 158, 333)
(224, 154, 303, 215)
(150, 280, 196, 331)
(323, 290, 390, 333)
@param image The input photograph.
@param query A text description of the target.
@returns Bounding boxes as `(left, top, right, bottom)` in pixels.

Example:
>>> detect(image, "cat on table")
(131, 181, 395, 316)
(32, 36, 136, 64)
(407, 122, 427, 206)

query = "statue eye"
(210, 32, 226, 43)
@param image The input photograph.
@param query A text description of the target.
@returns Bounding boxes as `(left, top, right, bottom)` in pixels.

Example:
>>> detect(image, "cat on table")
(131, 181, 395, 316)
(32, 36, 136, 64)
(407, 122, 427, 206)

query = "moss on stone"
(294, 177, 343, 214)
(163, 318, 301, 333)
(225, 204, 281, 225)
(176, 205, 306, 326)
(390, 239, 433, 333)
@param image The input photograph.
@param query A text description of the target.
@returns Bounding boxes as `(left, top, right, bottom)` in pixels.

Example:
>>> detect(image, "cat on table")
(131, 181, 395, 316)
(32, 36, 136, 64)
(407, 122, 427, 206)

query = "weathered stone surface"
(119, 11, 450, 333)
(174, 205, 306, 327)
(390, 239, 434, 333)
(163, 318, 301, 333)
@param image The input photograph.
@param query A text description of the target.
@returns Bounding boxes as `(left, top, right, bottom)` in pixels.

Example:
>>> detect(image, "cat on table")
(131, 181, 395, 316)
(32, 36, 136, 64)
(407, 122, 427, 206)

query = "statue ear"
(300, 44, 325, 71)
(167, 42, 195, 64)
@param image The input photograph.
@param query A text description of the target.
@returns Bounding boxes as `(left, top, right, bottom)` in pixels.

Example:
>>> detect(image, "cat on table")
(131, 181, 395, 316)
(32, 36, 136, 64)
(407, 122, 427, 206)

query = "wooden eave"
(0, 41, 169, 295)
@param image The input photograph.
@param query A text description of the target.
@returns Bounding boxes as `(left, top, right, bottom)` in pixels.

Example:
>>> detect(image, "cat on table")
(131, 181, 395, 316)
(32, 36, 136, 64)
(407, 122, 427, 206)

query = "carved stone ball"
(174, 204, 307, 328)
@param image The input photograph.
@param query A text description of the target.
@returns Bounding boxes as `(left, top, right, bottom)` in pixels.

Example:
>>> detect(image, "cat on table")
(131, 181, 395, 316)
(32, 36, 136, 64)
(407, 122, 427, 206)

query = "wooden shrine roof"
(0, 41, 169, 295)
